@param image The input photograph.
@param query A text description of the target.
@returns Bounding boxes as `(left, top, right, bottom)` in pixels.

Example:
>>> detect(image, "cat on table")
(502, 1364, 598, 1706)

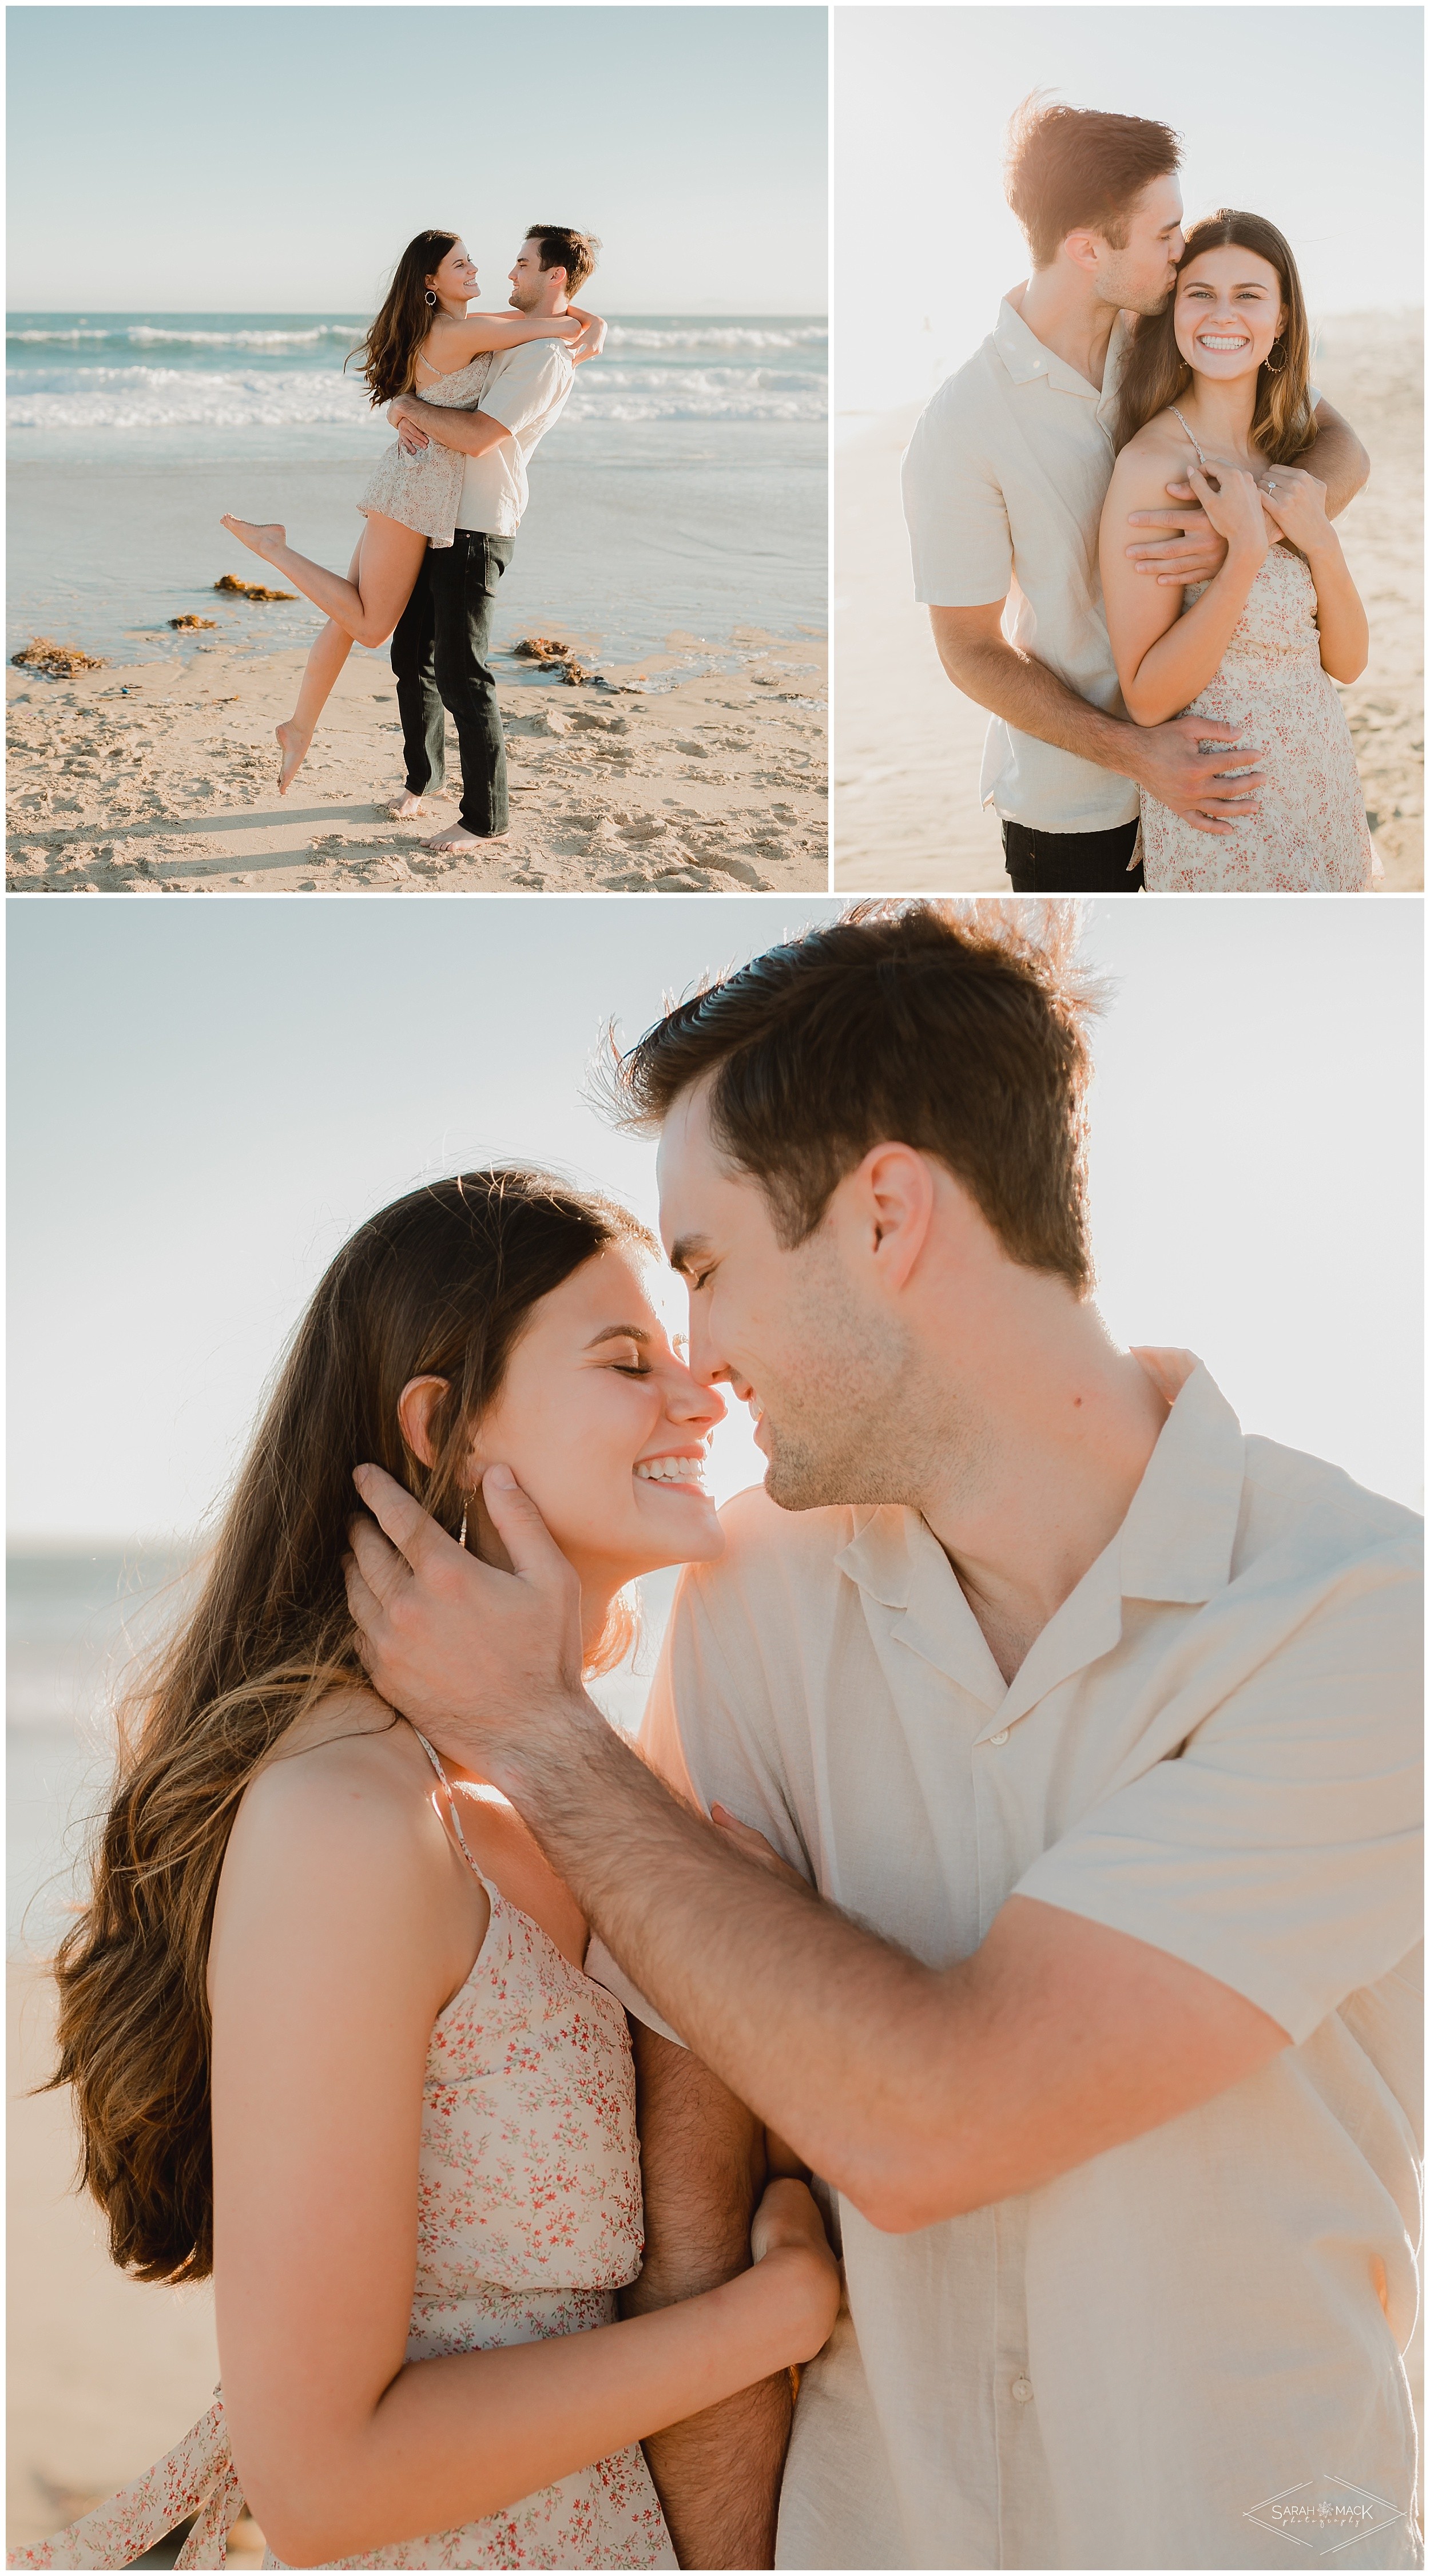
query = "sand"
(6, 636, 827, 895)
(833, 312, 1423, 892)
(7, 1963, 267, 2565)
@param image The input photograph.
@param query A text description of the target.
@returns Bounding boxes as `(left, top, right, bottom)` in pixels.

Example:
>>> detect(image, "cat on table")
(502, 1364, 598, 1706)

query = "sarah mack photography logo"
(1243, 2474, 1405, 2556)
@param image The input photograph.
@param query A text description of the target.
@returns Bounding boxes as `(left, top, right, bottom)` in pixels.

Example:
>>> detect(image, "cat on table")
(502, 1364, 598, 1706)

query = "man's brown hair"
(525, 225, 601, 296)
(1004, 94, 1181, 271)
(609, 900, 1102, 1295)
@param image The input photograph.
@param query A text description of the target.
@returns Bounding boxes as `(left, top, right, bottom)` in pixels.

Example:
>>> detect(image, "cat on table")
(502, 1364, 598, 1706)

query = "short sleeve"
(1014, 1542, 1423, 2045)
(480, 343, 570, 436)
(901, 377, 1014, 608)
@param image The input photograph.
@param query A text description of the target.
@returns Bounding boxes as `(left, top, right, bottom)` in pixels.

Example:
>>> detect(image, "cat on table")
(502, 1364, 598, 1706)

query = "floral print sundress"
(10, 1732, 675, 2572)
(1139, 408, 1376, 891)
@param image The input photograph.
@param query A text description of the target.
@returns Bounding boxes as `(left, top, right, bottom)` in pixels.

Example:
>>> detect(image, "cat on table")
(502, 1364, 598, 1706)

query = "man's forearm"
(1309, 407, 1370, 519)
(621, 2029, 792, 2569)
(393, 395, 513, 459)
(932, 622, 1143, 784)
(494, 1700, 949, 2225)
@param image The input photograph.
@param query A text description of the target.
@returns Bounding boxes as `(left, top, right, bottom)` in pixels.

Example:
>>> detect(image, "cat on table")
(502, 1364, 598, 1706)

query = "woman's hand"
(709, 1804, 810, 1893)
(1186, 461, 1270, 568)
(566, 304, 607, 361)
(1257, 463, 1334, 556)
(749, 2178, 841, 2360)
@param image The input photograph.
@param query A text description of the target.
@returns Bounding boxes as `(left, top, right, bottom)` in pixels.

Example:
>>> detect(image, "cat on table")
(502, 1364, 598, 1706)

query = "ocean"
(6, 311, 827, 672)
(6, 1549, 669, 1964)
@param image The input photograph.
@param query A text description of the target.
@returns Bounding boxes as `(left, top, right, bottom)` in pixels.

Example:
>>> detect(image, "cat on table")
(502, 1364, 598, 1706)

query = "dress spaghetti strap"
(1169, 403, 1208, 469)
(409, 1724, 483, 1879)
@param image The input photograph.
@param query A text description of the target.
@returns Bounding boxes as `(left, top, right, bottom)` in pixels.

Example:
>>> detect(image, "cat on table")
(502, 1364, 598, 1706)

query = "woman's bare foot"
(221, 513, 287, 567)
(275, 720, 311, 794)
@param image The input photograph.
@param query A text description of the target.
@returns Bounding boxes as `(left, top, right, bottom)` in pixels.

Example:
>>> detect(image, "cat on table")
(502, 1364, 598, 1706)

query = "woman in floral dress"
(1101, 211, 1375, 889)
(11, 1173, 838, 2573)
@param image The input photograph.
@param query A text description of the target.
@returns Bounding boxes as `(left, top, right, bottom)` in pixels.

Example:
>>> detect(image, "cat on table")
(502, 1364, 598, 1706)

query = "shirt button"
(1011, 2376, 1034, 2403)
(989, 1728, 1010, 1747)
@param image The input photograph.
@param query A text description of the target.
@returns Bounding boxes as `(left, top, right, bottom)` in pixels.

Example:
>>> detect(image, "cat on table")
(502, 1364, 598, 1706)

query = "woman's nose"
(669, 1367, 726, 1428)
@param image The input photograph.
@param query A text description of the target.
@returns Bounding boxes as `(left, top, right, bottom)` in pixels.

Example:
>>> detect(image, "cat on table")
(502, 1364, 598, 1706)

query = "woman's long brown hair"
(50, 1170, 656, 2285)
(348, 228, 459, 407)
(1114, 209, 1318, 467)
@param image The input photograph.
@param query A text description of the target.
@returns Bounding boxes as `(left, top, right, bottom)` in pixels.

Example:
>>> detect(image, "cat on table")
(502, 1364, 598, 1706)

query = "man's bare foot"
(422, 823, 509, 852)
(276, 720, 311, 794)
(221, 513, 287, 566)
(388, 788, 453, 819)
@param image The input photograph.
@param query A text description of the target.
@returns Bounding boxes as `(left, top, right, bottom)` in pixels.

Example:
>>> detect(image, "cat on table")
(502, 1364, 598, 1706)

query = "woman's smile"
(634, 1444, 712, 1497)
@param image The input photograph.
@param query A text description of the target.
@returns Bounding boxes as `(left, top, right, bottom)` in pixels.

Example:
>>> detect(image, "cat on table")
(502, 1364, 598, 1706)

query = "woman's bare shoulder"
(1106, 414, 1190, 505)
(235, 1692, 433, 1862)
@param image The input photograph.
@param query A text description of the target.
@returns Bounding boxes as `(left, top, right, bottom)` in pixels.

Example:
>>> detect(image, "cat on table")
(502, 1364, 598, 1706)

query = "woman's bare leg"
(276, 608, 355, 795)
(219, 511, 426, 647)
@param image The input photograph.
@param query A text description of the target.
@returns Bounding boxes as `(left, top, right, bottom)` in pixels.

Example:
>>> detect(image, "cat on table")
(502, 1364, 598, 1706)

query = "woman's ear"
(397, 1375, 450, 1468)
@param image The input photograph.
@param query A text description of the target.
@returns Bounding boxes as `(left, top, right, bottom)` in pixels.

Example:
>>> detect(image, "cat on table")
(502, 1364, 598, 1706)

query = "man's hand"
(386, 395, 430, 456)
(1125, 478, 1230, 586)
(344, 1463, 585, 1772)
(1122, 713, 1262, 835)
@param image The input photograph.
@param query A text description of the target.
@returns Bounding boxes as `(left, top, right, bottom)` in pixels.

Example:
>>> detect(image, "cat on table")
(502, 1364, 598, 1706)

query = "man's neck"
(917, 1310, 1171, 1684)
(515, 289, 569, 322)
(1012, 269, 1119, 394)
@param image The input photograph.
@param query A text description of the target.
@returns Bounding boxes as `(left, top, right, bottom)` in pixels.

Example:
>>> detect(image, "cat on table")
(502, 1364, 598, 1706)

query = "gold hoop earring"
(1264, 338, 1286, 374)
(424, 288, 438, 309)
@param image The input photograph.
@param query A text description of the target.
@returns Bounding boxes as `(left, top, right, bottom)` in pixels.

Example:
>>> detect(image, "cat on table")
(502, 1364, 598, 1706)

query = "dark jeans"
(390, 531, 515, 835)
(1002, 818, 1143, 894)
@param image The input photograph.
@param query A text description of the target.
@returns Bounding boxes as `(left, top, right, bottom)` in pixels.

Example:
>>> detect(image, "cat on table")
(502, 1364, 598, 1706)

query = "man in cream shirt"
(903, 101, 1369, 892)
(385, 226, 595, 852)
(345, 905, 1422, 2571)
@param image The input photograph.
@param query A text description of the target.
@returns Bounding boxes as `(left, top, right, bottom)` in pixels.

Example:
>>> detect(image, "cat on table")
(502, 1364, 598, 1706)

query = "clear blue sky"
(835, 4, 1423, 408)
(6, 6, 827, 313)
(7, 895, 1422, 1541)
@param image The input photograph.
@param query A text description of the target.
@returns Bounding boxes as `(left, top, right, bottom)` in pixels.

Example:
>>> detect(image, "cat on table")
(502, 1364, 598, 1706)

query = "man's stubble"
(757, 1249, 990, 1519)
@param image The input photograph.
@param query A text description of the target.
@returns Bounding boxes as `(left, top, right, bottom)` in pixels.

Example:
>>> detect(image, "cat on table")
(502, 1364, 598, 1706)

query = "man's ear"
(398, 1375, 450, 1468)
(853, 1144, 936, 1290)
(1060, 228, 1103, 280)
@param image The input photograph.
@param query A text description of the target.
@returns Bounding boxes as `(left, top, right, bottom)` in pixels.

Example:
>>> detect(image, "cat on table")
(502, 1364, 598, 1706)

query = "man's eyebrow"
(668, 1234, 714, 1277)
(583, 1323, 652, 1349)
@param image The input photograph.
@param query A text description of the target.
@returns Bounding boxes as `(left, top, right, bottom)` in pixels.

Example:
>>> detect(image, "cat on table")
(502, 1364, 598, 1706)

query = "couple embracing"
(905, 99, 1377, 890)
(19, 905, 1420, 2571)
(221, 224, 602, 854)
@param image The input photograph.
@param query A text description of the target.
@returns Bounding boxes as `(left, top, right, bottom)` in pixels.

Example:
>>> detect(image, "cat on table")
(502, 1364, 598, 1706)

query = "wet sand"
(833, 311, 1423, 892)
(6, 636, 827, 894)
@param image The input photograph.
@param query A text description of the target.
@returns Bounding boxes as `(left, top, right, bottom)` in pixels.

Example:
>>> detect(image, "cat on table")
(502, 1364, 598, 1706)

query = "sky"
(7, 892, 1422, 1545)
(5, 6, 827, 315)
(834, 5, 1424, 411)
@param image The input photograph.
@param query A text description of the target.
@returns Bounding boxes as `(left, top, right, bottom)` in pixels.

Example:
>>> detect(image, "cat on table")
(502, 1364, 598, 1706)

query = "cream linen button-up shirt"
(453, 336, 574, 538)
(617, 1354, 1423, 2570)
(901, 295, 1142, 833)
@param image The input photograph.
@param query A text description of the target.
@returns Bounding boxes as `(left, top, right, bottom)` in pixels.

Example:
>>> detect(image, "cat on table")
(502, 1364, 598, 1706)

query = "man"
(383, 225, 599, 853)
(344, 903, 1421, 2570)
(902, 102, 1371, 893)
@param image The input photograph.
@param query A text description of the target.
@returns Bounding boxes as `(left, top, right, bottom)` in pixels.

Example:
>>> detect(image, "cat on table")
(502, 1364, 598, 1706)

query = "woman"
(219, 232, 604, 797)
(15, 1173, 838, 2573)
(1101, 211, 1375, 890)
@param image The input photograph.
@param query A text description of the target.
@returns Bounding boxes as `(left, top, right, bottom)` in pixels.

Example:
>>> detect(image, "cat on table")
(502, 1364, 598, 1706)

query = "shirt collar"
(992, 292, 1132, 422)
(832, 1352, 1245, 1725)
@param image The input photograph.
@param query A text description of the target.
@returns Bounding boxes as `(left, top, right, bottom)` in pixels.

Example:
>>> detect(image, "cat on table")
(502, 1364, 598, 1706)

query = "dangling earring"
(1264, 336, 1286, 374)
(424, 289, 438, 309)
(457, 1502, 469, 1550)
